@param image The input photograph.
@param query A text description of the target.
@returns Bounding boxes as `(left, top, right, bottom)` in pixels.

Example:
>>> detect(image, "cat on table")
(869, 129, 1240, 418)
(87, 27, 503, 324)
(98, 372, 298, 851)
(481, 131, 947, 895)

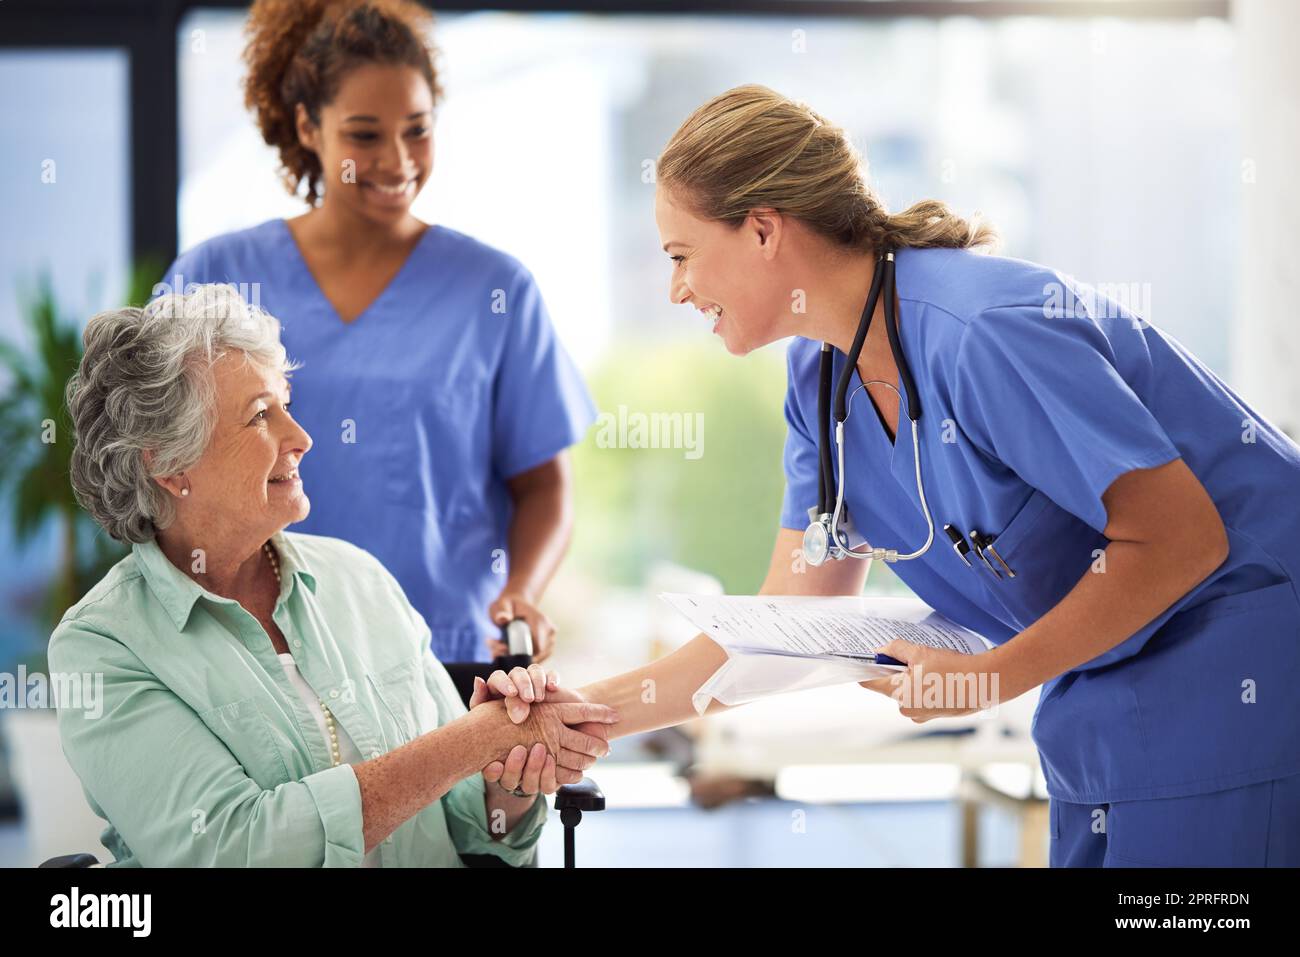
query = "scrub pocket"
(970, 488, 1109, 632)
(1119, 579, 1300, 789)
(1048, 798, 1109, 867)
(1038, 578, 1300, 799)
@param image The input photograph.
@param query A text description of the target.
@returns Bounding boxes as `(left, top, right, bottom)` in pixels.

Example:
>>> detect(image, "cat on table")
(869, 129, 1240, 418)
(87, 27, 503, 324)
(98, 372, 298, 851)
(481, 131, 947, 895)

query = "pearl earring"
(180, 488, 190, 497)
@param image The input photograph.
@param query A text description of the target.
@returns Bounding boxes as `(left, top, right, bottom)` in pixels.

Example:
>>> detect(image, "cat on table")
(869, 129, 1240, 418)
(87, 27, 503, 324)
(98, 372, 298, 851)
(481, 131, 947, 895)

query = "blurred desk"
(688, 682, 1048, 866)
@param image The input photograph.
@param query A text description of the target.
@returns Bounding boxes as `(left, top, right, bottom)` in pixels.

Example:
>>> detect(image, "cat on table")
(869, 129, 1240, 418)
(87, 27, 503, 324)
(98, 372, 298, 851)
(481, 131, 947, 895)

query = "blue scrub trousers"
(1049, 772, 1300, 866)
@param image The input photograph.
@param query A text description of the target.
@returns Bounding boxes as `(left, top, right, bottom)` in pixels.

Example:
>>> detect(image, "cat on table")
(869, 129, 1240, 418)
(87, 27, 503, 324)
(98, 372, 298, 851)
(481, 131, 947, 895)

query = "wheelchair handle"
(493, 617, 534, 673)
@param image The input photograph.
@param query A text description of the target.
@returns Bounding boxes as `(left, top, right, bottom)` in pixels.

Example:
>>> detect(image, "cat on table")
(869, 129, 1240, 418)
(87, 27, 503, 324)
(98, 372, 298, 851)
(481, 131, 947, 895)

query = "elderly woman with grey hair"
(49, 283, 615, 867)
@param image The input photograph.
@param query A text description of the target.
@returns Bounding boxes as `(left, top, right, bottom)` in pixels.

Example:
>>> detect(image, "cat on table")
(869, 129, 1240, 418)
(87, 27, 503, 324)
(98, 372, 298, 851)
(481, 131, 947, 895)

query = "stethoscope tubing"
(822, 251, 936, 563)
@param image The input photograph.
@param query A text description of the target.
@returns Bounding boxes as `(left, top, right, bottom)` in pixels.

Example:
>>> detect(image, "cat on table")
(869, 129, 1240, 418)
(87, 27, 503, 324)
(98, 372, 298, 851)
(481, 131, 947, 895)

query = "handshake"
(466, 664, 617, 797)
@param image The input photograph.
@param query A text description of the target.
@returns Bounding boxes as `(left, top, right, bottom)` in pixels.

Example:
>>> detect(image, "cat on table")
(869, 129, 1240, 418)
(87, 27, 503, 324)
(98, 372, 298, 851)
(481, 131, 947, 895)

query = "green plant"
(0, 262, 160, 656)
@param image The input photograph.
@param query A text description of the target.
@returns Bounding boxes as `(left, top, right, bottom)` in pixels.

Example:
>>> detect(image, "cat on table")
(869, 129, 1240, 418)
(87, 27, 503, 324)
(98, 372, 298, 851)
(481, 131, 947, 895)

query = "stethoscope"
(801, 251, 1018, 580)
(801, 250, 936, 567)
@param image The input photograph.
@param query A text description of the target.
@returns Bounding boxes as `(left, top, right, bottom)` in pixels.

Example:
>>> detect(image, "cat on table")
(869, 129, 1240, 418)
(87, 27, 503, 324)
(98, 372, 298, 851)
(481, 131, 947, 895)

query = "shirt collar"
(270, 530, 318, 596)
(134, 529, 319, 632)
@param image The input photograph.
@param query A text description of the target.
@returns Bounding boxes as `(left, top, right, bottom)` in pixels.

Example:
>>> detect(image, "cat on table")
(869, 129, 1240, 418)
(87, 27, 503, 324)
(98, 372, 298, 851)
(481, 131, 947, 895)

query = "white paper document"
(658, 593, 991, 714)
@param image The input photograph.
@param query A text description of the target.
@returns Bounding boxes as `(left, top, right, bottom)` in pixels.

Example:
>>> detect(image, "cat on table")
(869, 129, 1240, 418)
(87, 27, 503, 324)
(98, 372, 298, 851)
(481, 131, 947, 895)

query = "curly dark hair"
(242, 0, 443, 205)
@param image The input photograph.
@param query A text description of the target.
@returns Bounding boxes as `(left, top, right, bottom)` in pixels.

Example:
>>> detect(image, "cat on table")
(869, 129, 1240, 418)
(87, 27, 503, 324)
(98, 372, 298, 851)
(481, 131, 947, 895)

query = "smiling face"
(296, 62, 435, 225)
(173, 353, 313, 545)
(654, 186, 802, 356)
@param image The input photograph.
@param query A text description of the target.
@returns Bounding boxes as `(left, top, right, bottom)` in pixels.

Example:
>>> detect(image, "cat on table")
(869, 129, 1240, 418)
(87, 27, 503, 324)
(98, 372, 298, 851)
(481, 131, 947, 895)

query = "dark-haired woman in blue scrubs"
(162, 0, 593, 663)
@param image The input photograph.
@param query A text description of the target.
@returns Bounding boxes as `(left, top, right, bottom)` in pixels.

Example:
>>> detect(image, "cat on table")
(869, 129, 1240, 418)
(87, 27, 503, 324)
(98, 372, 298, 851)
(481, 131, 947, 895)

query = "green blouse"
(47, 529, 546, 867)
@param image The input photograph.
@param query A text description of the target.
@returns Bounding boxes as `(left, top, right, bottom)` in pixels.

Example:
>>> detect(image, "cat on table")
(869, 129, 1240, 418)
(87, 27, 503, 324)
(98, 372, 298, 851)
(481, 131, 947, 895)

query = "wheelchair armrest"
(555, 777, 605, 812)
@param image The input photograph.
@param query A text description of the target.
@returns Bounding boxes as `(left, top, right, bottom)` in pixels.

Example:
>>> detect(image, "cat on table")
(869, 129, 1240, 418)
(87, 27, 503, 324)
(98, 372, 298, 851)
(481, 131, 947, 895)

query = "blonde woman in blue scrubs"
(491, 85, 1300, 868)
(162, 0, 594, 666)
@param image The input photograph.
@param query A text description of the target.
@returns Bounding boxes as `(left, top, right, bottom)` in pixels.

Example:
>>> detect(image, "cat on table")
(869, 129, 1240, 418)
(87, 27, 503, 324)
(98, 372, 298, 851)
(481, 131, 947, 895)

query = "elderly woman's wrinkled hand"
(469, 674, 614, 794)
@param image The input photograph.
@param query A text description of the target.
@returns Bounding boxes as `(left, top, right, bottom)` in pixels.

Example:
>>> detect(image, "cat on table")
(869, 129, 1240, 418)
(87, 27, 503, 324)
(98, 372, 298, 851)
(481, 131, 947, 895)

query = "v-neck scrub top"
(779, 246, 1300, 804)
(161, 219, 597, 662)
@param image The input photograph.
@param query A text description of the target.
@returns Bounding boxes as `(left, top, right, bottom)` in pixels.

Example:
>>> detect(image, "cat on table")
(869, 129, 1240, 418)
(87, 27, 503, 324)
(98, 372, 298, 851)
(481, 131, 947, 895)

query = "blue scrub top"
(161, 219, 597, 663)
(780, 246, 1300, 804)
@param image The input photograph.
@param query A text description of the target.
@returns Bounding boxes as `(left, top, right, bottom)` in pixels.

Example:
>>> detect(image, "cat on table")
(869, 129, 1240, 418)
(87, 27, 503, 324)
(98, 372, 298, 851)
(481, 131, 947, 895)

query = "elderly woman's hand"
(470, 671, 560, 793)
(469, 678, 615, 793)
(514, 700, 612, 774)
(471, 667, 613, 786)
(481, 743, 575, 795)
(481, 721, 611, 793)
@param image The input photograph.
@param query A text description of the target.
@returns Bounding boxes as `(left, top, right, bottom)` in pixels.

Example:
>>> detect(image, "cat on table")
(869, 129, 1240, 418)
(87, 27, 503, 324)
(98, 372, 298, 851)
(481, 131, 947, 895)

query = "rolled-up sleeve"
(49, 620, 366, 867)
(299, 765, 366, 867)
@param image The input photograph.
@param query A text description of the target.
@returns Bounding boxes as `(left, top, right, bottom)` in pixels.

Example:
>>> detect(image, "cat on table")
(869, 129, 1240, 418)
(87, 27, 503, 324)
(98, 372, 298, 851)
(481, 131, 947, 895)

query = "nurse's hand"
(482, 743, 561, 795)
(858, 639, 1008, 722)
(486, 592, 557, 662)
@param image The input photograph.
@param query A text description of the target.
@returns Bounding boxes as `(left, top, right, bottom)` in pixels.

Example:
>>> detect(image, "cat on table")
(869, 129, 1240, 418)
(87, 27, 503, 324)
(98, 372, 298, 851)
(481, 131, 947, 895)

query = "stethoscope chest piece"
(803, 504, 867, 566)
(802, 513, 832, 567)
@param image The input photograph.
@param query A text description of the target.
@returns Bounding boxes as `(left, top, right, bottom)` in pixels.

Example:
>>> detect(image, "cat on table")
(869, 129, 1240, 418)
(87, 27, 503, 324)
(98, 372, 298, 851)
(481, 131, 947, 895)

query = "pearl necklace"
(264, 541, 341, 768)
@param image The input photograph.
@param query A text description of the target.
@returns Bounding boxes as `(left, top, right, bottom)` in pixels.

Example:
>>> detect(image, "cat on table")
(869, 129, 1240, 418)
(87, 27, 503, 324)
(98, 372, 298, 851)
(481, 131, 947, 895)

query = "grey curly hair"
(65, 283, 300, 544)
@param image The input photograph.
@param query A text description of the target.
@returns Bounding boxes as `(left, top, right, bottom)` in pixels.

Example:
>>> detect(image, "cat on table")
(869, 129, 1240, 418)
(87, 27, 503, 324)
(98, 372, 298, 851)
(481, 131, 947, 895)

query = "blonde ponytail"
(657, 84, 999, 254)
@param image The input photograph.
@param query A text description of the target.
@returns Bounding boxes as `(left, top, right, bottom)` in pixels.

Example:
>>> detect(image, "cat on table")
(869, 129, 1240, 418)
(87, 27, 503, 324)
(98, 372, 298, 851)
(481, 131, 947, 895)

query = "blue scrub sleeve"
(779, 341, 824, 530)
(491, 268, 598, 479)
(953, 305, 1183, 533)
